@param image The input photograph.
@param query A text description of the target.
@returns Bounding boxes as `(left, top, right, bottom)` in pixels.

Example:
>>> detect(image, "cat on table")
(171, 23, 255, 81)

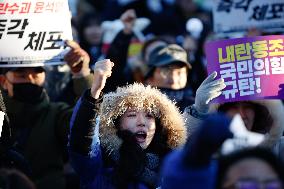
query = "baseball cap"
(145, 44, 192, 78)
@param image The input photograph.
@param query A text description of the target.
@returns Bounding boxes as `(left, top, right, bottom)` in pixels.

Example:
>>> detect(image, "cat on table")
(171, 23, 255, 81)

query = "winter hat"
(144, 44, 191, 78)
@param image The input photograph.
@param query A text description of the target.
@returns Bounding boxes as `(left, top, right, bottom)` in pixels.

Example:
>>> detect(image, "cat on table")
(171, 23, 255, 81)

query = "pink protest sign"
(205, 35, 284, 103)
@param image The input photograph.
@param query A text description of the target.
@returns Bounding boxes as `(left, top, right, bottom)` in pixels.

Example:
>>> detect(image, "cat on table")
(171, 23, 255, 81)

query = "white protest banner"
(213, 0, 284, 33)
(0, 0, 73, 67)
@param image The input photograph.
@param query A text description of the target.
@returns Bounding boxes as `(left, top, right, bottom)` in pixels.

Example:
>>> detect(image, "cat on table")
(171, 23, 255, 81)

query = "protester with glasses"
(217, 147, 284, 189)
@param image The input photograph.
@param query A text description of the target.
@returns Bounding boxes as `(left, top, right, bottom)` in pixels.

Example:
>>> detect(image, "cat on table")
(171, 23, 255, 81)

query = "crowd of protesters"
(0, 0, 284, 189)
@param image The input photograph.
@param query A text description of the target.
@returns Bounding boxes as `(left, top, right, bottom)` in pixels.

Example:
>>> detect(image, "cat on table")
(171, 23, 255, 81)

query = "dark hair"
(145, 118, 171, 156)
(78, 12, 102, 52)
(141, 37, 169, 62)
(0, 169, 36, 189)
(216, 147, 284, 189)
(218, 101, 273, 133)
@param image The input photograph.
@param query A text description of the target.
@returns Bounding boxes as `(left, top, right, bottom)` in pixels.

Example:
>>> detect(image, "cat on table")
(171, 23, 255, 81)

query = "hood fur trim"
(99, 83, 187, 156)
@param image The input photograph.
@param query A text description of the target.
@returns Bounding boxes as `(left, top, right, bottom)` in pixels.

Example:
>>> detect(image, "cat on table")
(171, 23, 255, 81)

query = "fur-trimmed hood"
(99, 83, 187, 157)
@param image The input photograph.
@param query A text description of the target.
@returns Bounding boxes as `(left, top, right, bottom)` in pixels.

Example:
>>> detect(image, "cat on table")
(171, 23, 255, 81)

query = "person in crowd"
(102, 9, 196, 112)
(161, 114, 284, 189)
(0, 89, 31, 177)
(133, 36, 168, 83)
(161, 113, 233, 189)
(68, 59, 186, 188)
(144, 43, 195, 111)
(0, 40, 92, 189)
(217, 100, 284, 159)
(100, 10, 197, 110)
(217, 147, 284, 189)
(78, 12, 104, 66)
(54, 40, 94, 106)
(185, 72, 284, 159)
(68, 58, 226, 188)
(103, 9, 142, 92)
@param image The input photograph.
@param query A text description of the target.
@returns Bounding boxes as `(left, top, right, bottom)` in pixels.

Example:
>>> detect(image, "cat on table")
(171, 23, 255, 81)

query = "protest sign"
(206, 35, 284, 103)
(0, 0, 73, 67)
(213, 0, 284, 33)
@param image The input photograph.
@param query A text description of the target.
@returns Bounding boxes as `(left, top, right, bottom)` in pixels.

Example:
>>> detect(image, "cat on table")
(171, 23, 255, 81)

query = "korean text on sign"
(205, 35, 284, 103)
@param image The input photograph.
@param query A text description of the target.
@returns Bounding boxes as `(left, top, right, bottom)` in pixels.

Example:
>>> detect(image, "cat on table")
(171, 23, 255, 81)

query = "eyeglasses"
(227, 179, 283, 189)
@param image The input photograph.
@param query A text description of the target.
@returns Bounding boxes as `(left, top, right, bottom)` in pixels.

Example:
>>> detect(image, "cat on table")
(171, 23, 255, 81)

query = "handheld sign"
(213, 0, 284, 33)
(0, 0, 73, 67)
(206, 35, 284, 103)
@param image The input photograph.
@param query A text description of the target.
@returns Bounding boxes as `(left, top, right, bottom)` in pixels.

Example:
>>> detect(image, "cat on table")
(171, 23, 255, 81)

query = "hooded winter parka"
(69, 83, 188, 189)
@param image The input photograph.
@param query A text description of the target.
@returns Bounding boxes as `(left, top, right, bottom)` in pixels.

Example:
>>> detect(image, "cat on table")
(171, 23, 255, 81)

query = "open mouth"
(135, 131, 147, 143)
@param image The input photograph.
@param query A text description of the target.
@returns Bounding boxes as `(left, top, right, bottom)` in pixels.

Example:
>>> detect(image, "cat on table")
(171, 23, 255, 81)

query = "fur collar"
(98, 83, 187, 158)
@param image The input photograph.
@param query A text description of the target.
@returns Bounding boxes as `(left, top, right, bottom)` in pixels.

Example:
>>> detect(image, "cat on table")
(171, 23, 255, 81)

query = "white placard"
(213, 0, 284, 33)
(0, 0, 73, 67)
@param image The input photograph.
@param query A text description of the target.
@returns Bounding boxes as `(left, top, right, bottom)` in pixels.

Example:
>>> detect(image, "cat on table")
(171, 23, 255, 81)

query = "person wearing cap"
(144, 43, 195, 111)
(0, 40, 93, 189)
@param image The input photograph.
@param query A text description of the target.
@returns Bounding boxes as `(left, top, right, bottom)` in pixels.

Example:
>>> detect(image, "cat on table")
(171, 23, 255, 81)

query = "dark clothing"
(2, 75, 93, 189)
(105, 31, 135, 92)
(56, 74, 94, 106)
(159, 87, 195, 111)
(68, 83, 189, 189)
(68, 90, 154, 189)
(69, 90, 99, 156)
(4, 90, 71, 189)
(0, 148, 32, 176)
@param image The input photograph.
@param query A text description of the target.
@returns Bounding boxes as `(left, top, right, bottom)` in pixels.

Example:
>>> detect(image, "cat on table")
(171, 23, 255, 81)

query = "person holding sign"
(67, 58, 226, 188)
(186, 74, 284, 160)
(0, 40, 93, 189)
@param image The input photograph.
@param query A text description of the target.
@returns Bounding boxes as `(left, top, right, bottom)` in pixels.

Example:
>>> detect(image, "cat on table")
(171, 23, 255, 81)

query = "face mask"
(12, 83, 44, 104)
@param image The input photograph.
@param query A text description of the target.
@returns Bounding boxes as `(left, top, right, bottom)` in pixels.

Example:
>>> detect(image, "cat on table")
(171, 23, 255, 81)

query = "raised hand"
(64, 40, 90, 77)
(194, 71, 226, 113)
(91, 59, 114, 99)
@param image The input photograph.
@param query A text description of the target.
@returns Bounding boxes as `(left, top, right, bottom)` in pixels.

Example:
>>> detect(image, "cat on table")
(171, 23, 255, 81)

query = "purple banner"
(205, 35, 284, 103)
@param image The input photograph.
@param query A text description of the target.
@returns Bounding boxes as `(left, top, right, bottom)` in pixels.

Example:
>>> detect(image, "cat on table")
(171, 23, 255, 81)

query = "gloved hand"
(194, 71, 226, 114)
(64, 40, 90, 77)
(114, 130, 147, 187)
(183, 113, 233, 167)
